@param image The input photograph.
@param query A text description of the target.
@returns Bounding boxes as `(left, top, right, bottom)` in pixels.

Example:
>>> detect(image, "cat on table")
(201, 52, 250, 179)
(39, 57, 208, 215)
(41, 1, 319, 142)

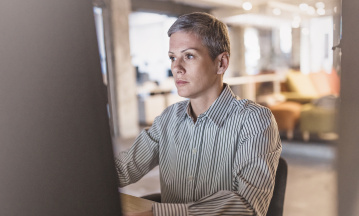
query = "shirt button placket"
(187, 121, 196, 196)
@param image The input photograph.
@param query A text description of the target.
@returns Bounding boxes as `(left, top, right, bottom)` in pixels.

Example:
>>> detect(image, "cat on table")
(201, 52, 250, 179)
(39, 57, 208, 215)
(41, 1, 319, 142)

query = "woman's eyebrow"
(168, 48, 198, 55)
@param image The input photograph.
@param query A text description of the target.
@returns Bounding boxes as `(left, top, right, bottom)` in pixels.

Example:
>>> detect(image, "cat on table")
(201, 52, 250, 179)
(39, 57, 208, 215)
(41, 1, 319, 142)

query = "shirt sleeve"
(153, 106, 282, 216)
(115, 116, 161, 187)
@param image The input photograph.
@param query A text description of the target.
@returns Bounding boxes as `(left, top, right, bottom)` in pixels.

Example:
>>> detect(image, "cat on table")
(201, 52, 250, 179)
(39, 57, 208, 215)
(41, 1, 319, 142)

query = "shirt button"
(188, 176, 193, 181)
(192, 148, 197, 154)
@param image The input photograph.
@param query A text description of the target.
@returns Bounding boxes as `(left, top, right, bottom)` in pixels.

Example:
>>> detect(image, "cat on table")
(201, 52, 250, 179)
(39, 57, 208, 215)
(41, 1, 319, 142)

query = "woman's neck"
(189, 84, 224, 122)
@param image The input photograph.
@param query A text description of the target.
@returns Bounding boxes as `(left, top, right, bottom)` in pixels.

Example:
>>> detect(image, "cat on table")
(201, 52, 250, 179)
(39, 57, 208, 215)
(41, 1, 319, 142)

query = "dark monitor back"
(0, 1, 122, 215)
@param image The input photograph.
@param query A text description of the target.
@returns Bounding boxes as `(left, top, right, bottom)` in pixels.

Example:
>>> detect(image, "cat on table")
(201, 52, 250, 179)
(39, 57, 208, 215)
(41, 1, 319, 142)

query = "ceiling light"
(317, 8, 326, 15)
(307, 6, 316, 15)
(272, 8, 281, 16)
(315, 2, 325, 9)
(242, 2, 253, 11)
(299, 3, 309, 11)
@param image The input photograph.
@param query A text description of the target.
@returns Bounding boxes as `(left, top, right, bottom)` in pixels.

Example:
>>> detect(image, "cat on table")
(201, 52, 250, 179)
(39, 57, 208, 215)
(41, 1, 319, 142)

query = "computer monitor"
(0, 1, 122, 215)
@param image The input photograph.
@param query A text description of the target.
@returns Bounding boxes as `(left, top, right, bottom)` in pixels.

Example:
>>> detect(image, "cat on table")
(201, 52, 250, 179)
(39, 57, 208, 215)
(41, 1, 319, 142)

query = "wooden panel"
(121, 193, 154, 213)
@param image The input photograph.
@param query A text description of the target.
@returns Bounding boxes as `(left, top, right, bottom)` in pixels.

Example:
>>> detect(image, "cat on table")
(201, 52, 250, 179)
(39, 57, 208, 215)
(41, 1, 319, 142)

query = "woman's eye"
(185, 54, 194, 60)
(169, 56, 175, 62)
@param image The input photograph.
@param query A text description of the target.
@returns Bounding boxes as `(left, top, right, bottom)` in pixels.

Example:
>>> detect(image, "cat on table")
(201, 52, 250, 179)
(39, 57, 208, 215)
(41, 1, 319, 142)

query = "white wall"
(129, 12, 176, 83)
(301, 16, 333, 74)
(310, 16, 333, 73)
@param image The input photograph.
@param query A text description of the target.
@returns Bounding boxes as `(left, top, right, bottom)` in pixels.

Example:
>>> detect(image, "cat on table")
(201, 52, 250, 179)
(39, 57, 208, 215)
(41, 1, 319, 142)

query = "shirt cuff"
(153, 202, 188, 216)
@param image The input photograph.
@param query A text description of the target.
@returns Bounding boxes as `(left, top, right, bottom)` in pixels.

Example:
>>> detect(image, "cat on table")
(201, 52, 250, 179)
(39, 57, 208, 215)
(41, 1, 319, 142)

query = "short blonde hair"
(168, 12, 230, 60)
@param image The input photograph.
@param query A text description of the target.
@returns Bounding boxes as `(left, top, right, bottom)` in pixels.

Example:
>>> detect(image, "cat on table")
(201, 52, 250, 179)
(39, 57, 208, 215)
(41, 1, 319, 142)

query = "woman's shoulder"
(232, 98, 271, 114)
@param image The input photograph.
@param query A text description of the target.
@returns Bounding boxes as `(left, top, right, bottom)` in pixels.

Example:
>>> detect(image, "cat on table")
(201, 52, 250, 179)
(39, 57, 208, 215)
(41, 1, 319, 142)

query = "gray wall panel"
(0, 1, 121, 215)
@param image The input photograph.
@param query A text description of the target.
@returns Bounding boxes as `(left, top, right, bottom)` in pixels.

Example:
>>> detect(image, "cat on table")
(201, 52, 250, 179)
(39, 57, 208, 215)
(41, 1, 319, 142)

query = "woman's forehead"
(169, 31, 205, 52)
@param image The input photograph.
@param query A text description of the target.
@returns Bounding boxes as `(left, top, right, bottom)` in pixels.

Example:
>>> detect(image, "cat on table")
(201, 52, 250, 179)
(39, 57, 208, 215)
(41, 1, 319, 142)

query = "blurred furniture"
(137, 79, 185, 125)
(282, 70, 340, 104)
(269, 101, 302, 140)
(141, 157, 288, 216)
(121, 193, 154, 214)
(266, 157, 288, 216)
(138, 94, 166, 125)
(276, 70, 340, 141)
(300, 95, 338, 141)
(282, 70, 320, 103)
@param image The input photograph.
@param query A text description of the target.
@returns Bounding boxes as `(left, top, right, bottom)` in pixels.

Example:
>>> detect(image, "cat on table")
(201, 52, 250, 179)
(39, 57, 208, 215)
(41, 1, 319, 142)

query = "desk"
(224, 74, 286, 101)
(121, 193, 154, 214)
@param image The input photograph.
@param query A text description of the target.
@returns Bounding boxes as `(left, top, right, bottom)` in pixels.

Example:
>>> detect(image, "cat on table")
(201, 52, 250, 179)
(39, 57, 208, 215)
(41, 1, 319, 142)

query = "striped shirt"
(116, 84, 282, 216)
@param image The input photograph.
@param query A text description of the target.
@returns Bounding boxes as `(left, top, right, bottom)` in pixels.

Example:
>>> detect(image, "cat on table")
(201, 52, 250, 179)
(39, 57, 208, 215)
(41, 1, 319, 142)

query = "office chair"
(266, 157, 288, 216)
(142, 157, 288, 216)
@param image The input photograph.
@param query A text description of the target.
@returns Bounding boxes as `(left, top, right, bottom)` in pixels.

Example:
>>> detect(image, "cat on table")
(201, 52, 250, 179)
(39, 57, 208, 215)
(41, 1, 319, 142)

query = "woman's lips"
(176, 80, 188, 86)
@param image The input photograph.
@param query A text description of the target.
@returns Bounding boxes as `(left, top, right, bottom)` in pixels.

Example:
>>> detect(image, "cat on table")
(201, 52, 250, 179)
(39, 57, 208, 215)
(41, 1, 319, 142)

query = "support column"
(227, 26, 249, 99)
(228, 26, 246, 77)
(106, 0, 139, 138)
(291, 27, 301, 68)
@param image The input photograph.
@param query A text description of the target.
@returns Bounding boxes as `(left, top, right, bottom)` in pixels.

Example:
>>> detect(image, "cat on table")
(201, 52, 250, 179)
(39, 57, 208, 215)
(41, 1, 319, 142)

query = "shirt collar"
(179, 84, 237, 127)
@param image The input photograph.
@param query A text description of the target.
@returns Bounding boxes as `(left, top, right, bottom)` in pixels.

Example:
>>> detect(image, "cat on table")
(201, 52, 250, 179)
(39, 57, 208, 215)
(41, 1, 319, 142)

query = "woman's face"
(168, 31, 222, 100)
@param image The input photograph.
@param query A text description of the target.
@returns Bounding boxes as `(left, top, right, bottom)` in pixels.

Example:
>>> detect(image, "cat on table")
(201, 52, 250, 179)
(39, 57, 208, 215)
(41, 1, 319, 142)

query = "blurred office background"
(92, 0, 351, 215)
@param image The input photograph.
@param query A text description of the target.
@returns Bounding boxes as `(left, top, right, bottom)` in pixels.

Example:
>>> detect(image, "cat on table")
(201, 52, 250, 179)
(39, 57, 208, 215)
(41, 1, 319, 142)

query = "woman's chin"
(177, 90, 190, 99)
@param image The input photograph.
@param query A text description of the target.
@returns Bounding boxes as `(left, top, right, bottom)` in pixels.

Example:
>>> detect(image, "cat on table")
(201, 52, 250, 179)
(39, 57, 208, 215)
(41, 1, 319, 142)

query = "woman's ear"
(217, 52, 229, 75)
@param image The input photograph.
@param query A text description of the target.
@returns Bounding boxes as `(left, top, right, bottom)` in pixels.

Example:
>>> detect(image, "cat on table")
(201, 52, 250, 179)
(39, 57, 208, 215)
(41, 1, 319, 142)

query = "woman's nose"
(172, 59, 185, 74)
